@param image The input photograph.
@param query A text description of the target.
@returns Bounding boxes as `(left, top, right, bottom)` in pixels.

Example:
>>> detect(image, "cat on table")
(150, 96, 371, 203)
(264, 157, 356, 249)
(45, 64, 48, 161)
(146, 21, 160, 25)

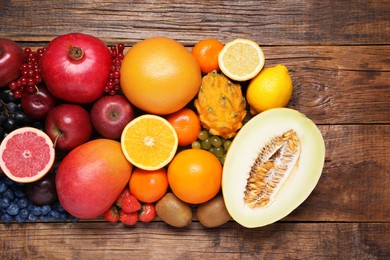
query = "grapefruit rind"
(0, 127, 55, 183)
(120, 114, 178, 171)
(222, 108, 325, 228)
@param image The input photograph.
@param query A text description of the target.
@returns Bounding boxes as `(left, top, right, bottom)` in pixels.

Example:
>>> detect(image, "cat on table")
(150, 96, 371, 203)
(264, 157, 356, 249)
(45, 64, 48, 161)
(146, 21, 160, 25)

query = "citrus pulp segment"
(0, 127, 55, 183)
(218, 38, 265, 81)
(121, 114, 178, 171)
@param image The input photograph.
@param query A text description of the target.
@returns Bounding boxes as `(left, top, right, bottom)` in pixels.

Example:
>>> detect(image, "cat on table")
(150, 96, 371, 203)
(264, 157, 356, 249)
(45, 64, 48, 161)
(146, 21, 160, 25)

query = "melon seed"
(244, 130, 300, 208)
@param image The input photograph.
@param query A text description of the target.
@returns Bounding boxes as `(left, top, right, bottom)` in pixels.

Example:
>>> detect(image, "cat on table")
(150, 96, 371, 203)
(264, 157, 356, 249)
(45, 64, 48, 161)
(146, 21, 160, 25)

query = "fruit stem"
(53, 131, 62, 148)
(68, 46, 84, 61)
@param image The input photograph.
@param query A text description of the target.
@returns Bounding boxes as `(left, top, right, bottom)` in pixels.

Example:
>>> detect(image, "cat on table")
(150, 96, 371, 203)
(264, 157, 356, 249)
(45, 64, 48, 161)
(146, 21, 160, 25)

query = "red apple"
(21, 84, 57, 121)
(0, 38, 26, 87)
(90, 95, 135, 139)
(45, 104, 93, 151)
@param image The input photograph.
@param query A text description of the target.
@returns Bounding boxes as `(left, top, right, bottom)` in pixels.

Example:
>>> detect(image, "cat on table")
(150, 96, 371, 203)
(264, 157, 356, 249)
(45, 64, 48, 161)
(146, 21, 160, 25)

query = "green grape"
(201, 138, 211, 149)
(214, 147, 224, 158)
(223, 140, 232, 151)
(198, 130, 209, 141)
(220, 154, 226, 164)
(208, 147, 215, 155)
(210, 135, 222, 148)
(191, 141, 201, 149)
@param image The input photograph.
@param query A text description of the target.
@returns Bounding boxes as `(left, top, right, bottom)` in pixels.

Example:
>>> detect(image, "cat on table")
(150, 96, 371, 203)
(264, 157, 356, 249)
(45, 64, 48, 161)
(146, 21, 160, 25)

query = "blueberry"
(48, 210, 60, 220)
(28, 213, 38, 222)
(52, 203, 65, 213)
(14, 189, 25, 198)
(0, 197, 10, 209)
(15, 209, 29, 223)
(3, 189, 15, 201)
(17, 198, 29, 209)
(40, 215, 49, 222)
(6, 203, 19, 216)
(3, 178, 14, 187)
(1, 213, 13, 224)
(30, 205, 42, 216)
(40, 205, 51, 215)
(0, 182, 7, 193)
(58, 213, 68, 222)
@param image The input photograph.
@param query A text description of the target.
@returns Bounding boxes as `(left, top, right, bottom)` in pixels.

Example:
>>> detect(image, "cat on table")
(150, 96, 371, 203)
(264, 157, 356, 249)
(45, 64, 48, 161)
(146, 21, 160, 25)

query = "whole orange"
(192, 38, 224, 74)
(120, 37, 202, 115)
(166, 108, 201, 146)
(129, 168, 169, 203)
(167, 149, 222, 204)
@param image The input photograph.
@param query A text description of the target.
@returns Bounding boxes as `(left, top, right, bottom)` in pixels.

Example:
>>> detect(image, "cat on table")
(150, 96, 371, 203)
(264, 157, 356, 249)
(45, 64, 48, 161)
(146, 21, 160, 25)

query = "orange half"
(121, 114, 178, 170)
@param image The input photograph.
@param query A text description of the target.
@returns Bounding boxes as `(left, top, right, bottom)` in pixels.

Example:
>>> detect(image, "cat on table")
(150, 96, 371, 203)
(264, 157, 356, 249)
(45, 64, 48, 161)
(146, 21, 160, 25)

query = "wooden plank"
(0, 222, 389, 259)
(259, 46, 390, 124)
(0, 0, 389, 45)
(285, 124, 390, 222)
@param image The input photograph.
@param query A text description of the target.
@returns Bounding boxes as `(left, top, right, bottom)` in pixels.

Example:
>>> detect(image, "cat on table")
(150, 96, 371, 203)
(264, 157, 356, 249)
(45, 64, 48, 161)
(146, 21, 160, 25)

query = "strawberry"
(139, 203, 156, 223)
(103, 205, 120, 223)
(121, 194, 142, 213)
(120, 211, 138, 226)
(115, 187, 131, 207)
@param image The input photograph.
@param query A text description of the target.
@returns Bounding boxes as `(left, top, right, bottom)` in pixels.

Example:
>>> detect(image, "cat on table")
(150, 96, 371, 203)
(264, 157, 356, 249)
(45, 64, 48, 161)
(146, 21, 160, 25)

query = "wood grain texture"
(1, 222, 388, 259)
(0, 0, 389, 258)
(258, 46, 390, 124)
(0, 0, 389, 46)
(285, 125, 390, 222)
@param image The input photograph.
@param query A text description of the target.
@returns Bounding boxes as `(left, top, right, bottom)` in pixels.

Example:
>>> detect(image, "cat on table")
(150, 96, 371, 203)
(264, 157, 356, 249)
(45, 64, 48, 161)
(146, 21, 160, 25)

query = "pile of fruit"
(0, 34, 325, 228)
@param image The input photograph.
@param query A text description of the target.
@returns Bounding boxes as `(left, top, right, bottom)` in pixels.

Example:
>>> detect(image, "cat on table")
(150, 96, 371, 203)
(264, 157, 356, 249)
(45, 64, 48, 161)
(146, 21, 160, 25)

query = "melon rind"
(222, 108, 325, 228)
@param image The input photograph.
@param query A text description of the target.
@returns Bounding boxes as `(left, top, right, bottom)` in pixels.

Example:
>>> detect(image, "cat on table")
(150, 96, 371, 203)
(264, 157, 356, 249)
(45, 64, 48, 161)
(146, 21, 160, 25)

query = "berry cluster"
(0, 176, 77, 223)
(105, 43, 125, 95)
(103, 187, 156, 226)
(0, 88, 42, 141)
(9, 48, 45, 99)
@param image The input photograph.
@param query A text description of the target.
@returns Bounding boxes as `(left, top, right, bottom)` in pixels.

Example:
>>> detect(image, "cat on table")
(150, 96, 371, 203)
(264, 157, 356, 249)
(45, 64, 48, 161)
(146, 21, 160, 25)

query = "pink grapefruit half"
(0, 127, 55, 183)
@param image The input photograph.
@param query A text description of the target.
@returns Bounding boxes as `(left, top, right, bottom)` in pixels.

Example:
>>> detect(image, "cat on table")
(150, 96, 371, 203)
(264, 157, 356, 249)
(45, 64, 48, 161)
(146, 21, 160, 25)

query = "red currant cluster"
(9, 48, 46, 99)
(105, 43, 125, 95)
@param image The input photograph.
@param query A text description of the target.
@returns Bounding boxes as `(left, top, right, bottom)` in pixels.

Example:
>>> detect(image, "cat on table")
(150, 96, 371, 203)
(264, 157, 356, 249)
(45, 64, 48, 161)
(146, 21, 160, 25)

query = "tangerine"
(129, 168, 169, 203)
(167, 149, 222, 204)
(192, 38, 224, 74)
(166, 108, 201, 146)
(120, 37, 202, 115)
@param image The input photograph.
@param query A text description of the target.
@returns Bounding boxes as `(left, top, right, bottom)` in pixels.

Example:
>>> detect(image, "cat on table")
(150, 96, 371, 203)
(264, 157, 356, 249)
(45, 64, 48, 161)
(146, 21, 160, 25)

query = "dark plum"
(25, 172, 58, 205)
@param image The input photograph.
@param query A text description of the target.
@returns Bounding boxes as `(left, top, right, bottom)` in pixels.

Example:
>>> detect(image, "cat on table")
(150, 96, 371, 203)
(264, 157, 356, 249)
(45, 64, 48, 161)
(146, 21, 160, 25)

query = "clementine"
(192, 38, 224, 74)
(129, 168, 169, 203)
(120, 37, 202, 115)
(166, 108, 201, 146)
(167, 149, 222, 204)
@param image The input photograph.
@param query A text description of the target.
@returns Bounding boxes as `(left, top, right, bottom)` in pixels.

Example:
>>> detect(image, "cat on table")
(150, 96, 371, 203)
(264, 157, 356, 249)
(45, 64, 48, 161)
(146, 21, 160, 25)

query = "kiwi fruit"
(196, 195, 231, 228)
(156, 192, 192, 227)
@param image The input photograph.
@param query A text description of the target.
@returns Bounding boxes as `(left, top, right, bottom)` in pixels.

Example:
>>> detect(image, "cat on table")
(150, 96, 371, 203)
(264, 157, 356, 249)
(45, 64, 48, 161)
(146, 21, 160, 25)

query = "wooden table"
(1, 1, 389, 259)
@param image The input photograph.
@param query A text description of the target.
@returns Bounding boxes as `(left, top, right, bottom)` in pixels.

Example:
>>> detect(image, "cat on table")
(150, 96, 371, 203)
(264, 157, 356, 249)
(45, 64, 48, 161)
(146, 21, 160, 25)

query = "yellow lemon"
(246, 64, 293, 114)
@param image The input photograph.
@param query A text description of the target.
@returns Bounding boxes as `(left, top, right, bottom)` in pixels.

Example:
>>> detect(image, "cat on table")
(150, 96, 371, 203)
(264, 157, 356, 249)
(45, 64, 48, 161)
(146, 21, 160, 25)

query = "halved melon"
(222, 108, 325, 228)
